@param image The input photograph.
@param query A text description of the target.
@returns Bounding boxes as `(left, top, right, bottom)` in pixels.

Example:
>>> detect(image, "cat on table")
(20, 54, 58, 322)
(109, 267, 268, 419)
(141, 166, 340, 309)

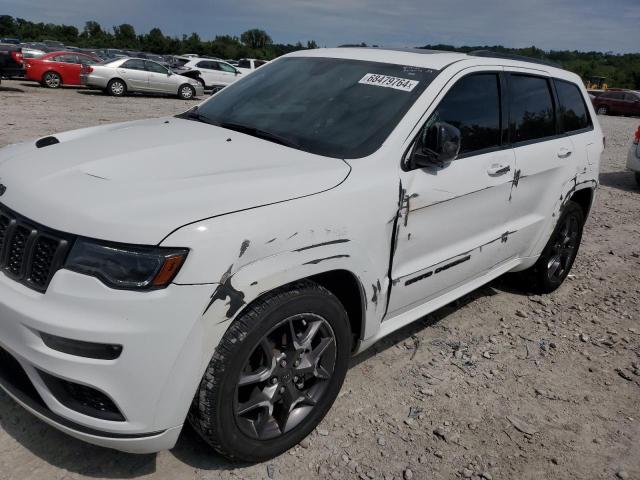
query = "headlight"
(64, 239, 188, 290)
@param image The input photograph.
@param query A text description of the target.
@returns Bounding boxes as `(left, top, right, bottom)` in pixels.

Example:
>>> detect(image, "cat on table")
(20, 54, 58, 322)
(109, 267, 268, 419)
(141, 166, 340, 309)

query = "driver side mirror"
(409, 122, 461, 169)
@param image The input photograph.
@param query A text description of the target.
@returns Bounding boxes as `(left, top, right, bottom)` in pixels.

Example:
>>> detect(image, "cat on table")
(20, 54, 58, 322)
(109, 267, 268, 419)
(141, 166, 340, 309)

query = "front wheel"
(178, 84, 195, 100)
(189, 281, 351, 462)
(596, 105, 609, 115)
(525, 200, 585, 293)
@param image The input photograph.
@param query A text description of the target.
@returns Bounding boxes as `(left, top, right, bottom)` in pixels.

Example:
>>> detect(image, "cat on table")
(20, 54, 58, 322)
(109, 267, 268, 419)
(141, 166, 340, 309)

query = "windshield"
(192, 57, 439, 158)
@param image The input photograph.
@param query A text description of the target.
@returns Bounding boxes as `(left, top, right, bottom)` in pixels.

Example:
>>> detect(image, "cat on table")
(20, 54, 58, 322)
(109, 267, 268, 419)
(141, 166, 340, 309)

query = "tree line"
(420, 44, 640, 89)
(1, 15, 638, 88)
(0, 15, 318, 60)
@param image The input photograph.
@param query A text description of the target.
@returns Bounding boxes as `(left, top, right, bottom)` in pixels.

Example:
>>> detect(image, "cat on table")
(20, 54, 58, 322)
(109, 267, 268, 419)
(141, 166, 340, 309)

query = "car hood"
(0, 117, 350, 244)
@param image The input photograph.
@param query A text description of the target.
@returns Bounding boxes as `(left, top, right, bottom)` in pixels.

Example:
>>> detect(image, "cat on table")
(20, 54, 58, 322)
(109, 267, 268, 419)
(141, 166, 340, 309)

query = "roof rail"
(468, 50, 562, 68)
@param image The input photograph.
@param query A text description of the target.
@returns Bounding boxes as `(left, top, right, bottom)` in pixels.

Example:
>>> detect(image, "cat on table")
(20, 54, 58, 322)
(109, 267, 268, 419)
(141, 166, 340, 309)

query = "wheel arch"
(569, 186, 594, 218)
(42, 69, 62, 84)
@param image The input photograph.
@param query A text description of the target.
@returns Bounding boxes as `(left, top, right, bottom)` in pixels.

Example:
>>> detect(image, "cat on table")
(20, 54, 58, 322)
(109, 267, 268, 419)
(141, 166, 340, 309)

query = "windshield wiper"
(218, 122, 301, 150)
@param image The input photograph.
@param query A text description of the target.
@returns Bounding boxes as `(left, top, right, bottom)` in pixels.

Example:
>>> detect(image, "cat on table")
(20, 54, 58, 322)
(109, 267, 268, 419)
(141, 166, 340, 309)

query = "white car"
(81, 57, 204, 99)
(182, 58, 241, 89)
(627, 126, 640, 186)
(236, 58, 269, 75)
(0, 48, 601, 462)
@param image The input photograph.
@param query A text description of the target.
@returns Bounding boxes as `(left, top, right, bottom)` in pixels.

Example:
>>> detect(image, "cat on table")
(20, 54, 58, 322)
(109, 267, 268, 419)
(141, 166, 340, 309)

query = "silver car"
(81, 57, 204, 99)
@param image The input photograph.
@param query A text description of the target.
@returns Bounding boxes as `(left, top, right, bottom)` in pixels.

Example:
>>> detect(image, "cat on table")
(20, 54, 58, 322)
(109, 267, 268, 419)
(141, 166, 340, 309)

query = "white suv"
(0, 48, 601, 462)
(182, 58, 242, 89)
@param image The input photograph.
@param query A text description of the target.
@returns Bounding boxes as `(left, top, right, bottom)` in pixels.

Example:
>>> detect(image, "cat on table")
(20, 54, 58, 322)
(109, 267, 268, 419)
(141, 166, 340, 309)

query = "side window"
(255, 60, 267, 68)
(218, 62, 236, 73)
(426, 73, 501, 155)
(121, 59, 146, 71)
(55, 54, 76, 63)
(624, 93, 639, 102)
(145, 60, 168, 74)
(555, 80, 591, 133)
(238, 59, 251, 69)
(78, 55, 96, 66)
(508, 74, 556, 143)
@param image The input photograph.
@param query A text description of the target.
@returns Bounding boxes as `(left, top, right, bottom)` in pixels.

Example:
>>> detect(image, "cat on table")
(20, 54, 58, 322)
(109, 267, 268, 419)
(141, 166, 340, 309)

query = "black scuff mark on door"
(287, 232, 298, 239)
(203, 265, 246, 319)
(509, 169, 522, 201)
(266, 238, 277, 244)
(239, 240, 250, 258)
(371, 284, 378, 308)
(294, 239, 351, 252)
(250, 281, 258, 286)
(303, 255, 350, 265)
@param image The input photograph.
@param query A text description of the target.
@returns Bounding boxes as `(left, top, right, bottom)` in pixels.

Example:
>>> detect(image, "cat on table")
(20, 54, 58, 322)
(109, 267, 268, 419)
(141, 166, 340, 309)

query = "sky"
(2, 0, 639, 53)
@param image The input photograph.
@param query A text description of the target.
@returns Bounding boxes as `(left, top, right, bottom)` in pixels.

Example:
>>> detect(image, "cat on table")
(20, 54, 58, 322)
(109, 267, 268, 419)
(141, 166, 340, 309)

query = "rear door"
(117, 59, 149, 90)
(389, 70, 515, 314)
(53, 54, 80, 84)
(503, 70, 576, 260)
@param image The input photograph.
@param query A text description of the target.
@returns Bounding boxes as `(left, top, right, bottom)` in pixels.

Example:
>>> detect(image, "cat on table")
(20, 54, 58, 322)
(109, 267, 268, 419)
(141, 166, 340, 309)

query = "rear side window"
(121, 59, 146, 71)
(145, 60, 167, 74)
(508, 75, 556, 143)
(429, 73, 501, 155)
(555, 80, 591, 133)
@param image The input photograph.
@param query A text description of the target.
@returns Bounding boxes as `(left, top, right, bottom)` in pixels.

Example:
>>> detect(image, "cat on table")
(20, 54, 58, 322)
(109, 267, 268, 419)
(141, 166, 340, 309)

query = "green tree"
(113, 23, 137, 48)
(241, 28, 272, 50)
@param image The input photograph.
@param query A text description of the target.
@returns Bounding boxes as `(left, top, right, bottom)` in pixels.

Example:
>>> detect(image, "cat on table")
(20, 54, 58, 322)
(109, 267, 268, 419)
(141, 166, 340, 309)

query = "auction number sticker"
(359, 73, 419, 92)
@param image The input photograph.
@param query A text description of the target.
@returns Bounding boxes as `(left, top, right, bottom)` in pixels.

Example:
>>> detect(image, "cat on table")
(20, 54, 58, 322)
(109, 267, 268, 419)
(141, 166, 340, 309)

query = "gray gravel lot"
(0, 79, 639, 480)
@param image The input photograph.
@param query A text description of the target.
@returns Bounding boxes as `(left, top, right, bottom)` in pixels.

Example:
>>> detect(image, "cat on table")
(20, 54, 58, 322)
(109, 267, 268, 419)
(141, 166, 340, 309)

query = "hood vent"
(35, 136, 60, 149)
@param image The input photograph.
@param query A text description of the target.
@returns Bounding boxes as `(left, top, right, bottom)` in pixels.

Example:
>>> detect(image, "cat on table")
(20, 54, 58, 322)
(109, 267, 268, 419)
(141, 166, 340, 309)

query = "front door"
(144, 60, 174, 93)
(388, 71, 515, 315)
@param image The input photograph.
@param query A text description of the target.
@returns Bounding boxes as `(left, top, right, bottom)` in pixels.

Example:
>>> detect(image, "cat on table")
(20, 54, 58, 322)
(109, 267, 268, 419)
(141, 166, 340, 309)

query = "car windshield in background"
(192, 57, 439, 159)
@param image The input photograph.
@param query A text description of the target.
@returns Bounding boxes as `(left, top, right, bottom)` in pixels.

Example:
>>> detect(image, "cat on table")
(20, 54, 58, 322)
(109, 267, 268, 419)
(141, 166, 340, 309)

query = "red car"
(25, 51, 100, 88)
(593, 89, 640, 116)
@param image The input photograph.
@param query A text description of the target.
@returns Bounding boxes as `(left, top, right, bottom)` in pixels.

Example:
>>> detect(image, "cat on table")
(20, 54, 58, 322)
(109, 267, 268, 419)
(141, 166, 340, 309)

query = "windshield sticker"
(359, 73, 419, 92)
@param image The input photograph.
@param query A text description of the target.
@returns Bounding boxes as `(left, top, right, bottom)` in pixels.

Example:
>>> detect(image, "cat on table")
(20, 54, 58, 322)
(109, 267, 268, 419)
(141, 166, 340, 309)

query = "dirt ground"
(0, 79, 639, 480)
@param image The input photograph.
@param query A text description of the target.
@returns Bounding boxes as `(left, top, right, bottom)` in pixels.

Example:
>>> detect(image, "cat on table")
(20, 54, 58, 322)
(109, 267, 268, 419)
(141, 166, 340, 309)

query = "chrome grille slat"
(0, 204, 74, 292)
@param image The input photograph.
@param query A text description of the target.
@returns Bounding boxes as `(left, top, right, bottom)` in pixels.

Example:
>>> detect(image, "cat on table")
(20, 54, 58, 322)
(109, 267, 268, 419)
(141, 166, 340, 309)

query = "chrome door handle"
(487, 164, 511, 176)
(557, 148, 573, 159)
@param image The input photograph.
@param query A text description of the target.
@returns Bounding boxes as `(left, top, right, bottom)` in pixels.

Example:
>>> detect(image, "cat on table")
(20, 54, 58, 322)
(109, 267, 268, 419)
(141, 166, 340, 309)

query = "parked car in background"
(182, 58, 241, 90)
(593, 90, 640, 116)
(236, 58, 269, 74)
(628, 126, 640, 186)
(81, 57, 204, 99)
(0, 37, 20, 45)
(25, 51, 100, 88)
(0, 43, 24, 83)
(21, 47, 46, 59)
(0, 48, 601, 462)
(225, 59, 239, 67)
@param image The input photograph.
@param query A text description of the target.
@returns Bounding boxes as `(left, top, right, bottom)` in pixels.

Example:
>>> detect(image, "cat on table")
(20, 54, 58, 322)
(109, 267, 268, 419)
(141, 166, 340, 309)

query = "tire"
(42, 71, 62, 89)
(596, 105, 609, 115)
(189, 280, 351, 462)
(197, 77, 205, 89)
(635, 172, 640, 187)
(524, 200, 585, 294)
(107, 78, 126, 97)
(178, 84, 195, 100)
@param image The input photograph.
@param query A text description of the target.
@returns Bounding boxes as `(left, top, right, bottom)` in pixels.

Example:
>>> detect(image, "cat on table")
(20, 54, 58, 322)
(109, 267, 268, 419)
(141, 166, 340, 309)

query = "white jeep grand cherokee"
(0, 48, 602, 461)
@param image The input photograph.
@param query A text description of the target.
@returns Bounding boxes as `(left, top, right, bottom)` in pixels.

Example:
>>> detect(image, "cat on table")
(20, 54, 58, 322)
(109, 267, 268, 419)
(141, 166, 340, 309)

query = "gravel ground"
(0, 79, 639, 480)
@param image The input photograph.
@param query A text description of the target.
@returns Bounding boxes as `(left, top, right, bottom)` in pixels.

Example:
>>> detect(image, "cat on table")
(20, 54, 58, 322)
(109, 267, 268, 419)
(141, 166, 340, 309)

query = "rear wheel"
(189, 281, 351, 462)
(524, 201, 585, 294)
(107, 79, 126, 97)
(596, 105, 609, 115)
(42, 71, 62, 88)
(178, 84, 195, 100)
(635, 172, 640, 187)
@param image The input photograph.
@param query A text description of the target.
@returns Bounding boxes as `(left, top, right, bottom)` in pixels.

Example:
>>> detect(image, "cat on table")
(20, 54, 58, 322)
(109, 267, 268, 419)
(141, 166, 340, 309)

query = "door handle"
(487, 164, 511, 176)
(557, 148, 573, 159)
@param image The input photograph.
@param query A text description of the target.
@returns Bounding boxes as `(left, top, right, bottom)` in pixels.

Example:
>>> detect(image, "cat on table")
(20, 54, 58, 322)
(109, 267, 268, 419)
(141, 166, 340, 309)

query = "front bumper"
(627, 143, 640, 173)
(0, 268, 217, 453)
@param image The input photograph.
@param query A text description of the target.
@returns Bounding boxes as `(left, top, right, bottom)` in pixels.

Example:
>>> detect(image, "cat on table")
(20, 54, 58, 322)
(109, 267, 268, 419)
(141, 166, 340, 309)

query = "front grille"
(0, 204, 74, 292)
